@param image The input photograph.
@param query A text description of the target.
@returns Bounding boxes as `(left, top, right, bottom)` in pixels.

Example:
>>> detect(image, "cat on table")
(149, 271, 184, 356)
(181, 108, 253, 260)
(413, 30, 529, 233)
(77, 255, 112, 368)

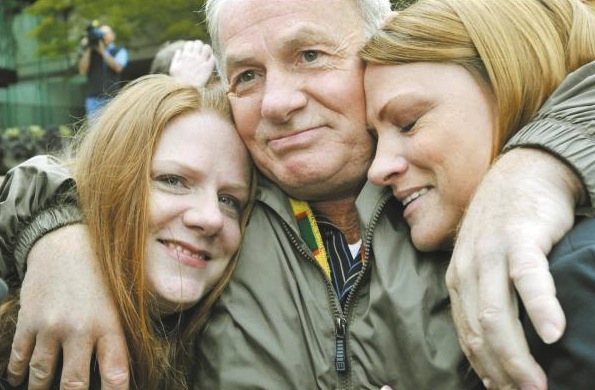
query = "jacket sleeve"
(503, 61, 595, 215)
(0, 155, 82, 283)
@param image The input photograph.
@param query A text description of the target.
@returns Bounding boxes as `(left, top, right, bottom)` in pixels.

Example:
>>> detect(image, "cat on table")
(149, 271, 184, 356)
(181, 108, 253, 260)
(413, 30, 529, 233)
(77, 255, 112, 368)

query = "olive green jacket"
(195, 174, 481, 389)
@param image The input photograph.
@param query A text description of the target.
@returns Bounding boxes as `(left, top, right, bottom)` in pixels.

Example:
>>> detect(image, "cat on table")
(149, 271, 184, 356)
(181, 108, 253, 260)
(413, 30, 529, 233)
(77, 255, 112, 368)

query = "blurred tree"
(24, 0, 419, 59)
(392, 0, 418, 10)
(25, 0, 208, 57)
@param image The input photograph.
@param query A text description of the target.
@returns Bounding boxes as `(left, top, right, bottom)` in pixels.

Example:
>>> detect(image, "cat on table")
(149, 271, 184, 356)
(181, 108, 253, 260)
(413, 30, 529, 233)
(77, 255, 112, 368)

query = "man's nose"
(260, 68, 307, 123)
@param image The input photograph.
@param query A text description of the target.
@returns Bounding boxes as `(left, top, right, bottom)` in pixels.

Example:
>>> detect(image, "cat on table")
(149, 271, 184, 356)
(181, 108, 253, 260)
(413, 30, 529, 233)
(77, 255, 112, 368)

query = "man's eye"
(237, 70, 256, 84)
(302, 50, 320, 63)
(229, 69, 262, 96)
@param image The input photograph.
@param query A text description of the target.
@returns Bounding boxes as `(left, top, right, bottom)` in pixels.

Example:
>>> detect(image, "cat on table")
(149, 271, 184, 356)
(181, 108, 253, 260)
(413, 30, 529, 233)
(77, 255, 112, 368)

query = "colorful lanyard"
(289, 198, 331, 279)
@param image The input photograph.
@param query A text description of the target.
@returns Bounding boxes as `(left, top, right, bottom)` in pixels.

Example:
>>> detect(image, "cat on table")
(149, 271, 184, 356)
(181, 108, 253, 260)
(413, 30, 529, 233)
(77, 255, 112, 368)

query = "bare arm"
(98, 41, 125, 74)
(79, 47, 91, 75)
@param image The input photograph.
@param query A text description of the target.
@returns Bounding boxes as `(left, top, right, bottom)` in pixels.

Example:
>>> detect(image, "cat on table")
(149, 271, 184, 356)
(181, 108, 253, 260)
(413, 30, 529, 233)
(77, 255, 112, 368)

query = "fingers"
(96, 332, 130, 389)
(7, 323, 35, 386)
(510, 249, 565, 344)
(448, 243, 548, 390)
(8, 225, 129, 389)
(25, 333, 60, 390)
(169, 40, 216, 88)
(476, 249, 546, 389)
(58, 335, 94, 389)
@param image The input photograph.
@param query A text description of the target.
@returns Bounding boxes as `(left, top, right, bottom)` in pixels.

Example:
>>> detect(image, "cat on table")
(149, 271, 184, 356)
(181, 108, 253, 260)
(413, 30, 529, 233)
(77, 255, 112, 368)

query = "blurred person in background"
(79, 22, 128, 121)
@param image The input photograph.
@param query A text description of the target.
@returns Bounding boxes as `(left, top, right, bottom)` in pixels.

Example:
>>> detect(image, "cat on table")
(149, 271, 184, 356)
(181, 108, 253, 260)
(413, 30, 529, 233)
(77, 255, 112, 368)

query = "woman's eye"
(302, 50, 320, 63)
(219, 195, 242, 215)
(399, 121, 417, 133)
(155, 174, 187, 189)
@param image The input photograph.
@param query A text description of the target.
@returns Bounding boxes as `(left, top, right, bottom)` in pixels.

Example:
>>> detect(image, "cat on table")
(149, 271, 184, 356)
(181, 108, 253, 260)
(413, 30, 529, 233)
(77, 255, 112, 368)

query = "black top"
(524, 217, 595, 389)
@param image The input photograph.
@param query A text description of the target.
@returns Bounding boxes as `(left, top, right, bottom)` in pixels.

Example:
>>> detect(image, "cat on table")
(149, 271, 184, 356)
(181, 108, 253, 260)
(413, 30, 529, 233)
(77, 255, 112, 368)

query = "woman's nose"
(182, 192, 224, 236)
(368, 134, 408, 186)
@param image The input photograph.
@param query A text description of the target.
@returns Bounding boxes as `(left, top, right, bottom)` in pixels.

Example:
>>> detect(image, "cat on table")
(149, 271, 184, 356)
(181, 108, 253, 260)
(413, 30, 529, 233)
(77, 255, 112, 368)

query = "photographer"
(79, 23, 128, 121)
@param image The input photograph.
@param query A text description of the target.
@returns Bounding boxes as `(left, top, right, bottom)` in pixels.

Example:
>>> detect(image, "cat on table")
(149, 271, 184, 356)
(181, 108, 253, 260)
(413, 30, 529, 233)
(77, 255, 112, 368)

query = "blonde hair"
(360, 0, 595, 158)
(0, 74, 255, 389)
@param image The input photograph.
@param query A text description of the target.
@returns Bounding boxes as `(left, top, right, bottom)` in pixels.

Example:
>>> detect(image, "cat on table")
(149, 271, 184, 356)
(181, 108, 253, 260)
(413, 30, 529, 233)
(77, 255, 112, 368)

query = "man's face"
(219, 0, 375, 201)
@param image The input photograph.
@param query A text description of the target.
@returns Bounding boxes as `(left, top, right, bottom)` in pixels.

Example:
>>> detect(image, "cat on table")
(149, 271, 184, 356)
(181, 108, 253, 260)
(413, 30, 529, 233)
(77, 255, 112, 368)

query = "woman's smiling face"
(146, 110, 251, 314)
(366, 62, 496, 251)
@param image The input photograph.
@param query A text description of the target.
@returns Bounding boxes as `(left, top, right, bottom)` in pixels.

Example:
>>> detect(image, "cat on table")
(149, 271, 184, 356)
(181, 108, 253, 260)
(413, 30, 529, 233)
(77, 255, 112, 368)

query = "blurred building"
(0, 0, 162, 174)
(0, 0, 157, 130)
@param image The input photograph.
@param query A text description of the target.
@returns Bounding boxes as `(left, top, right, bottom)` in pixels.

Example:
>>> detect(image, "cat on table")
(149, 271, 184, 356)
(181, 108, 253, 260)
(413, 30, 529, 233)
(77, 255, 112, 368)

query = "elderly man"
(1, 0, 592, 389)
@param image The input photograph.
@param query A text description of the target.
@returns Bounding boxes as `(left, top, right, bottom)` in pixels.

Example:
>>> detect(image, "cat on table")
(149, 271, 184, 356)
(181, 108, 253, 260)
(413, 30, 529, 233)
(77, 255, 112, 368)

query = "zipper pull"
(335, 316, 347, 372)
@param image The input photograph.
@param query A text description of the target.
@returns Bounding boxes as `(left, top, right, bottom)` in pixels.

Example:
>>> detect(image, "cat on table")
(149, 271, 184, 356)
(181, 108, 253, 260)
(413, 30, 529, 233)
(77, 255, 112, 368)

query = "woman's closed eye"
(399, 121, 417, 133)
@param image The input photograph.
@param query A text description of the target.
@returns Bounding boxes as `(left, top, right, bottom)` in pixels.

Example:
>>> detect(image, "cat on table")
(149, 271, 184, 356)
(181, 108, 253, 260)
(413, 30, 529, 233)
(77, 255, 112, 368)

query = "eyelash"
(219, 195, 242, 215)
(154, 175, 243, 215)
(400, 121, 417, 133)
(301, 50, 320, 63)
(155, 174, 188, 189)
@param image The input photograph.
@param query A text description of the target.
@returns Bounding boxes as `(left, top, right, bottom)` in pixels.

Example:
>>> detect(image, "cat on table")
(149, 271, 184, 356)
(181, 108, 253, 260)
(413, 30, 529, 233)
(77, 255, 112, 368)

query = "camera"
(85, 21, 104, 47)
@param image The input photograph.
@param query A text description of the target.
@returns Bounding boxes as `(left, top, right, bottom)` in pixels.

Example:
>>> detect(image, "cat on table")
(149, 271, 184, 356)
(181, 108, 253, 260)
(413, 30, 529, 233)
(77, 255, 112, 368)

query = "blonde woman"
(363, 0, 595, 388)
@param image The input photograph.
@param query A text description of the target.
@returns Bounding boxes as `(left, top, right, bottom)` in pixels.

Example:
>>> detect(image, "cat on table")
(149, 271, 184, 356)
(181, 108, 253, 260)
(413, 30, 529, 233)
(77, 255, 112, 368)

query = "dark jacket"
(524, 217, 595, 390)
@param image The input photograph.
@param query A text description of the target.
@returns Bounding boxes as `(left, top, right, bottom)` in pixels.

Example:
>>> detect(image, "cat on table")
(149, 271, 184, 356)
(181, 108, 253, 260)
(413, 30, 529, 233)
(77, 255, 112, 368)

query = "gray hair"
(205, 0, 392, 80)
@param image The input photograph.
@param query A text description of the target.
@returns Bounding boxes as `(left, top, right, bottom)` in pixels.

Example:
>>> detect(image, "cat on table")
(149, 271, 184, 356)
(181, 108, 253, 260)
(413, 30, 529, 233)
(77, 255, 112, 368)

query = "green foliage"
(391, 0, 418, 10)
(24, 0, 208, 57)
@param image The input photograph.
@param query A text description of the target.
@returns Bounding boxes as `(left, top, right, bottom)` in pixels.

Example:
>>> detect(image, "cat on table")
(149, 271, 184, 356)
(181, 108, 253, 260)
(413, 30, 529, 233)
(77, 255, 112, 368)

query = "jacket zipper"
(336, 190, 392, 388)
(335, 316, 347, 372)
(281, 190, 392, 388)
(281, 222, 345, 373)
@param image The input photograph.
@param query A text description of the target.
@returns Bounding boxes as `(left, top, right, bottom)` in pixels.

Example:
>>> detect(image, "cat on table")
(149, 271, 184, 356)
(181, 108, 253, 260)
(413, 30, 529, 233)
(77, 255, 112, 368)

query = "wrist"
(504, 148, 585, 205)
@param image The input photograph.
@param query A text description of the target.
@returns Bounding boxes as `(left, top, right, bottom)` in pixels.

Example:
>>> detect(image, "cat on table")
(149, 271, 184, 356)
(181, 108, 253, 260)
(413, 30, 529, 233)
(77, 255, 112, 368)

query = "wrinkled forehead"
(216, 0, 365, 66)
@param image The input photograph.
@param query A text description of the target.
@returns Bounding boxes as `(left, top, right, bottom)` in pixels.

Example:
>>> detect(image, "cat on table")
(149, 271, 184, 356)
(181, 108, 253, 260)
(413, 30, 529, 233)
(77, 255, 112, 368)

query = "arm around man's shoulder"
(504, 60, 595, 213)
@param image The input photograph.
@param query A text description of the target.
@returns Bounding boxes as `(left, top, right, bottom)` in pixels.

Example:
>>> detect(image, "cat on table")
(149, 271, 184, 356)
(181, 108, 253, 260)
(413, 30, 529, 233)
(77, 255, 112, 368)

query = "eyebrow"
(377, 96, 401, 122)
(377, 90, 426, 122)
